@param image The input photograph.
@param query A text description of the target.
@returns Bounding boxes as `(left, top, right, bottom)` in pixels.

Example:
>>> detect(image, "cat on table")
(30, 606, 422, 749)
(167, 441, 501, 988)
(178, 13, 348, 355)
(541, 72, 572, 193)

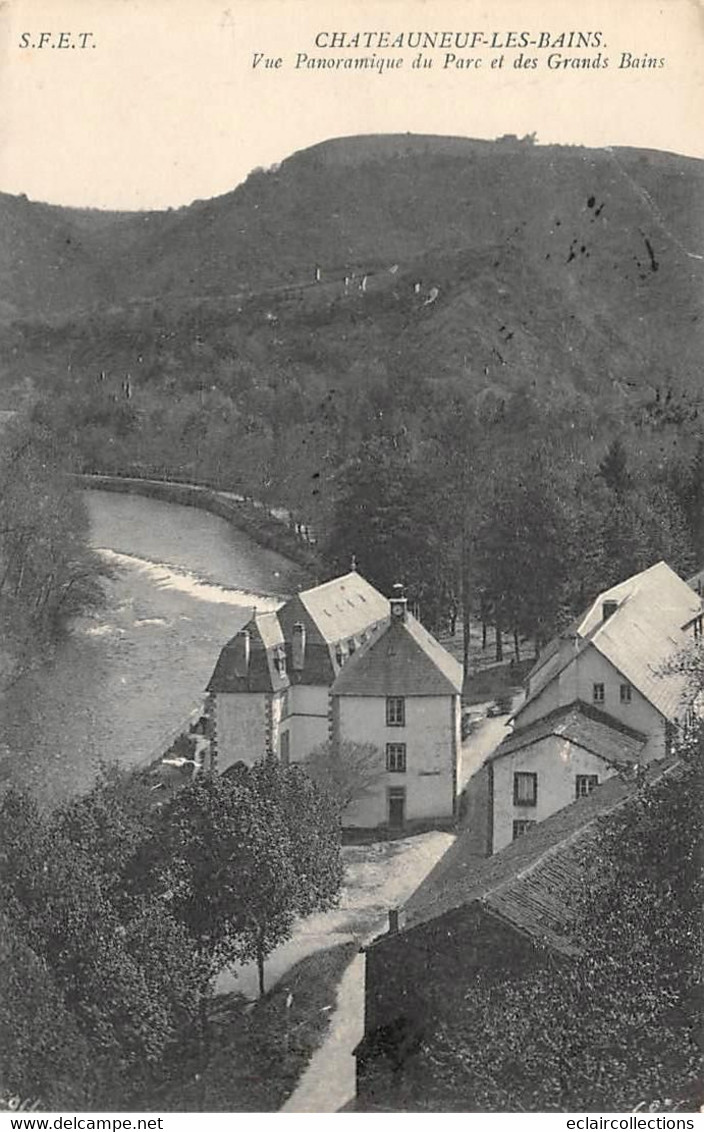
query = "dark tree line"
(0, 759, 342, 1109)
(325, 389, 700, 669)
(0, 417, 110, 688)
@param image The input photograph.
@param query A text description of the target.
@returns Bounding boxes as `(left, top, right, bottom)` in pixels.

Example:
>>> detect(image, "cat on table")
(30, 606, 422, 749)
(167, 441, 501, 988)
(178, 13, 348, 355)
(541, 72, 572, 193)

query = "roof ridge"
(402, 758, 680, 934)
(297, 570, 357, 598)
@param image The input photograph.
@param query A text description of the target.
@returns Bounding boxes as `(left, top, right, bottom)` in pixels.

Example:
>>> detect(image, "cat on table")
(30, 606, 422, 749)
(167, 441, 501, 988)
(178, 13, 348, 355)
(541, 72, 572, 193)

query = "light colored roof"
(255, 609, 285, 651)
(398, 756, 682, 952)
(521, 562, 701, 723)
(295, 571, 389, 645)
(331, 611, 464, 697)
(492, 701, 646, 765)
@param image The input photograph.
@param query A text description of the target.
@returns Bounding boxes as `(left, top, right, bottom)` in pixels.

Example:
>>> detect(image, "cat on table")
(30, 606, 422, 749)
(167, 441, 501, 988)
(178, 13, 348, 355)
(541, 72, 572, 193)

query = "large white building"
(487, 561, 702, 852)
(205, 571, 389, 773)
(330, 588, 464, 830)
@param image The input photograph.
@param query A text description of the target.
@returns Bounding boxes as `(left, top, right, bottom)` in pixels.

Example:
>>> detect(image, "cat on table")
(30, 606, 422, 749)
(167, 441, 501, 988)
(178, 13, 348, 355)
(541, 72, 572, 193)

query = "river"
(0, 490, 308, 806)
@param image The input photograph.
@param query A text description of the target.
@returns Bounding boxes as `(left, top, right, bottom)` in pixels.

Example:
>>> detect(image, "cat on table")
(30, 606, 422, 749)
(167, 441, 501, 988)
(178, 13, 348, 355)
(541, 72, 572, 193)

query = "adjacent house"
(205, 570, 388, 772)
(354, 757, 681, 1111)
(485, 561, 701, 852)
(329, 587, 464, 831)
(205, 610, 289, 773)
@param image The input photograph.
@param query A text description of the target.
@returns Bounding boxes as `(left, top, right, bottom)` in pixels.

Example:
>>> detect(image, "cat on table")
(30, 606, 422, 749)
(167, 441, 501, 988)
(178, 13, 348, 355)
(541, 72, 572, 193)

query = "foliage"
(136, 758, 343, 995)
(0, 912, 95, 1109)
(304, 739, 386, 811)
(0, 758, 342, 1105)
(0, 416, 110, 688)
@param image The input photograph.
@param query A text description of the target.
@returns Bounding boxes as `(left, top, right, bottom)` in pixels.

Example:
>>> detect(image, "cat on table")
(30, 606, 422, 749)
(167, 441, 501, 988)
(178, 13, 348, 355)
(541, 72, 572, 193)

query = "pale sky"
(0, 0, 702, 210)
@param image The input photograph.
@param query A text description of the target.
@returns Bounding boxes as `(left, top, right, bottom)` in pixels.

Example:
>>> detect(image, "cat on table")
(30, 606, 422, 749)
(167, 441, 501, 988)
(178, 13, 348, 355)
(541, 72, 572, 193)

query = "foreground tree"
(0, 784, 203, 1108)
(143, 758, 343, 996)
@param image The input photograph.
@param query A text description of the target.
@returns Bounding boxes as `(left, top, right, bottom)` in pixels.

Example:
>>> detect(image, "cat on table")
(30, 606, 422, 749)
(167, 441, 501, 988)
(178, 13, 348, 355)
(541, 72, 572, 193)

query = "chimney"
(390, 583, 407, 622)
(233, 630, 251, 678)
(388, 908, 399, 933)
(291, 622, 306, 671)
(602, 600, 618, 622)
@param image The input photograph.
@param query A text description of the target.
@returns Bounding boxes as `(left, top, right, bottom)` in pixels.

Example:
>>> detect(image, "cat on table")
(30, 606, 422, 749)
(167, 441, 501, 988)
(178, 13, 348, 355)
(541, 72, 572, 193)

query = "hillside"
(0, 134, 702, 502)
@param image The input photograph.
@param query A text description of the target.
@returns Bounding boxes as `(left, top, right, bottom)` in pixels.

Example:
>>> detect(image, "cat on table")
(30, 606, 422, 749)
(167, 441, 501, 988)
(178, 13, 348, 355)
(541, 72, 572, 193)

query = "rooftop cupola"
(390, 583, 407, 622)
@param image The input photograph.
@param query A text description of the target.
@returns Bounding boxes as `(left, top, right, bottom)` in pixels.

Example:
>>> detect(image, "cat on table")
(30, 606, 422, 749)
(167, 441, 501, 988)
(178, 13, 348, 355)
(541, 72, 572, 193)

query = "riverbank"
(78, 474, 320, 578)
(2, 490, 302, 807)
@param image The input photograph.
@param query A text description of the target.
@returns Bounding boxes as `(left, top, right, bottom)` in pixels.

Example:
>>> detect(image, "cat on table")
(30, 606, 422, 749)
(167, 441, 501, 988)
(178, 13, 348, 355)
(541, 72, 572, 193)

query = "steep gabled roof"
(331, 611, 464, 697)
(292, 571, 389, 645)
(206, 611, 289, 694)
(491, 700, 646, 766)
(395, 757, 681, 952)
(520, 562, 701, 723)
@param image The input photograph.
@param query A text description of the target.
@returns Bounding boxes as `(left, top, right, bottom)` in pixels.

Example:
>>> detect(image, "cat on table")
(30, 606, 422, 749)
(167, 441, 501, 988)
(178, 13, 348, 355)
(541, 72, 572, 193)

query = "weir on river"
(0, 491, 307, 806)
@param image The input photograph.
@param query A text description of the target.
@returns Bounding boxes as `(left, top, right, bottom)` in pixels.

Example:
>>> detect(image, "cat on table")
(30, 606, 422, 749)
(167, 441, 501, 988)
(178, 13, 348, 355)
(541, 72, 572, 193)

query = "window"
(513, 819, 535, 840)
(386, 743, 407, 773)
(386, 697, 405, 727)
(575, 774, 599, 799)
(513, 771, 538, 807)
(593, 682, 605, 704)
(619, 683, 632, 703)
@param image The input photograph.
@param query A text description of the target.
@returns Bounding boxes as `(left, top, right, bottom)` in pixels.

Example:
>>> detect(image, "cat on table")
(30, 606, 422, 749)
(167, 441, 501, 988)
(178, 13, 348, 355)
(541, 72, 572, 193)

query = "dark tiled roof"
(331, 612, 463, 697)
(394, 757, 681, 952)
(491, 700, 647, 766)
(206, 612, 289, 694)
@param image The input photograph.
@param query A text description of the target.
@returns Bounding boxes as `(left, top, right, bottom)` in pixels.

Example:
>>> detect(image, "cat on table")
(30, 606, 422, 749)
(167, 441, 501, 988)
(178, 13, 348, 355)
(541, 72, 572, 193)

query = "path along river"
(0, 490, 308, 807)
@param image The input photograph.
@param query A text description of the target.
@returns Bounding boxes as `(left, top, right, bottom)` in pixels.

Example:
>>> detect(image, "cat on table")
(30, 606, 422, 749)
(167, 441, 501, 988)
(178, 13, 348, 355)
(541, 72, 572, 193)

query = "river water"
(0, 491, 308, 806)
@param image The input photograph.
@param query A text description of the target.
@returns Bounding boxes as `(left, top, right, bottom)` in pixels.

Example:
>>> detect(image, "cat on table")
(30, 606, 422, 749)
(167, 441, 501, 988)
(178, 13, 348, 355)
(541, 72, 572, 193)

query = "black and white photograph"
(0, 0, 702, 1119)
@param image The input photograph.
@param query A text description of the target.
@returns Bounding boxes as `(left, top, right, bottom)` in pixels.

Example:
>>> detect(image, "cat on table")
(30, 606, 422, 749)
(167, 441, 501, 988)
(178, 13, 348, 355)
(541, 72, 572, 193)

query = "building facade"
(206, 570, 389, 772)
(330, 589, 464, 830)
(487, 561, 701, 852)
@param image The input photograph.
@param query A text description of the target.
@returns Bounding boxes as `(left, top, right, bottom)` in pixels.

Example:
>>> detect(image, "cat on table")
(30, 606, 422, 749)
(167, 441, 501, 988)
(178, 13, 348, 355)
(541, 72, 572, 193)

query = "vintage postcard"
(0, 0, 702, 1120)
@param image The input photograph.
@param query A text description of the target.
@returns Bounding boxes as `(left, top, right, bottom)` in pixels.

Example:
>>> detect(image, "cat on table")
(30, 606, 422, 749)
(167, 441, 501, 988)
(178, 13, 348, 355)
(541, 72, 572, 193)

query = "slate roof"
(276, 571, 390, 686)
(331, 611, 464, 697)
(521, 562, 701, 724)
(491, 700, 647, 766)
(393, 756, 681, 952)
(206, 611, 289, 694)
(294, 571, 389, 645)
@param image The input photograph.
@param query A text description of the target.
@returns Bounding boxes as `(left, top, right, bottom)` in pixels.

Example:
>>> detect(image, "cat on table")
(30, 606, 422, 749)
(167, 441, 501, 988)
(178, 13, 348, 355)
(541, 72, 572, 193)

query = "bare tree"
(304, 739, 385, 812)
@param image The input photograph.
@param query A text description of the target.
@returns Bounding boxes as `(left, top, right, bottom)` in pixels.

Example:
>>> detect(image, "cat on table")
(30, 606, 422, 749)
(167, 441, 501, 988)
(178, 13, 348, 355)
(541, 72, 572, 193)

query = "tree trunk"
(513, 628, 521, 663)
(257, 940, 266, 997)
(196, 982, 211, 1110)
(461, 534, 471, 684)
(495, 616, 503, 662)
